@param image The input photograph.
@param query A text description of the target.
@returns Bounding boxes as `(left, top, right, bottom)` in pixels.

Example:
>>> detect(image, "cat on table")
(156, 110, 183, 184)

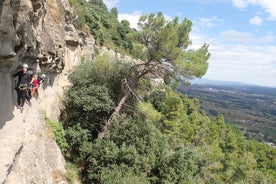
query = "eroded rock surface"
(0, 0, 95, 183)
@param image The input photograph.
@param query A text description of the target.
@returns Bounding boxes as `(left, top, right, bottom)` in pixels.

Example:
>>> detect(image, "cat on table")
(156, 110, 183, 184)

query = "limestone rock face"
(0, 0, 19, 60)
(0, 0, 95, 183)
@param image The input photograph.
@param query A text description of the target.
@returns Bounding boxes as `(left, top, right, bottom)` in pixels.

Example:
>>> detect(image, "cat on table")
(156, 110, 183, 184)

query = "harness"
(18, 84, 28, 90)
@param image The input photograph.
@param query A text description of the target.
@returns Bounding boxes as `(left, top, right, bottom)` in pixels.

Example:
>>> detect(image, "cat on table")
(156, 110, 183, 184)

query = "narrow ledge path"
(0, 98, 66, 184)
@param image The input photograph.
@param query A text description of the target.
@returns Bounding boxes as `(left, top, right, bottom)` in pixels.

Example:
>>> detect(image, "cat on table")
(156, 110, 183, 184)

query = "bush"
(65, 162, 80, 184)
(100, 165, 149, 184)
(45, 116, 68, 153)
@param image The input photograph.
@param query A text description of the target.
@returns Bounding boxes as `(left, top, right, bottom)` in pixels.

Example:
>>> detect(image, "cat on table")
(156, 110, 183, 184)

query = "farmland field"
(179, 83, 276, 144)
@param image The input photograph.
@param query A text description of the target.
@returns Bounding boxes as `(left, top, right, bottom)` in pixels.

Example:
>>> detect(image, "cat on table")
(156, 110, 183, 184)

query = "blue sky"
(103, 0, 276, 87)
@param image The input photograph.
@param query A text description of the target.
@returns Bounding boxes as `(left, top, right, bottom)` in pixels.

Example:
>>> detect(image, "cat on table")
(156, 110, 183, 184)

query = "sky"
(103, 0, 276, 88)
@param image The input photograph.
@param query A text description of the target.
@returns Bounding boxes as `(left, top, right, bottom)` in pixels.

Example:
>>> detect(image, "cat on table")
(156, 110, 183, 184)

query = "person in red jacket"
(30, 74, 39, 97)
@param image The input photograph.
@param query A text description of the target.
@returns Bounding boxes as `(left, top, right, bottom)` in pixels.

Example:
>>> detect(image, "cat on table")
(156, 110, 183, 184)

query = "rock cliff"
(0, 0, 94, 183)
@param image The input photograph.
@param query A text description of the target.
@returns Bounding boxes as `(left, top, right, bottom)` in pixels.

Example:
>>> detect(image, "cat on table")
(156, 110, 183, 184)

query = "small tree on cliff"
(99, 12, 210, 138)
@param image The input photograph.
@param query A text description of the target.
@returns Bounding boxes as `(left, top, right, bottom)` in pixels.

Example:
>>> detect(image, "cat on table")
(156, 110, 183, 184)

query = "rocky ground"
(0, 94, 67, 184)
(0, 1, 95, 182)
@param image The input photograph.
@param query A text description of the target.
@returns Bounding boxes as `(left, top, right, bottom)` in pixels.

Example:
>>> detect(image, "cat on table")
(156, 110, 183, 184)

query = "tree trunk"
(98, 62, 152, 139)
(98, 88, 131, 139)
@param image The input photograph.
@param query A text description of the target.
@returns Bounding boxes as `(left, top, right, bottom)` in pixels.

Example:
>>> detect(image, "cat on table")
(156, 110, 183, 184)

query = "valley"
(179, 83, 276, 144)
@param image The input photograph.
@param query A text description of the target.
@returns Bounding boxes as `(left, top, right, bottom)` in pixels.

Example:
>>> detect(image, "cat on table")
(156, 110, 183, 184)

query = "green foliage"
(99, 165, 150, 184)
(79, 114, 207, 183)
(128, 12, 210, 86)
(151, 146, 205, 184)
(65, 124, 92, 163)
(62, 61, 276, 183)
(62, 2, 276, 183)
(69, 0, 135, 54)
(62, 55, 132, 139)
(66, 84, 114, 125)
(110, 7, 118, 18)
(45, 116, 68, 153)
(136, 102, 162, 122)
(64, 60, 276, 182)
(69, 54, 130, 101)
(247, 140, 276, 173)
(146, 88, 276, 183)
(68, 0, 88, 31)
(161, 90, 185, 120)
(176, 43, 210, 79)
(149, 88, 167, 111)
(65, 162, 80, 184)
(79, 115, 163, 183)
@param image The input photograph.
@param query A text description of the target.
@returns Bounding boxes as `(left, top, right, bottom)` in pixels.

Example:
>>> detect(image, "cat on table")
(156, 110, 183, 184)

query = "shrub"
(45, 116, 68, 153)
(65, 162, 80, 184)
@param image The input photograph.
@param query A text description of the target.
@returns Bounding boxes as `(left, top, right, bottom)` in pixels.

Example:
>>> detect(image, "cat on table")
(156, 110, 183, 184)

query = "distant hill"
(179, 83, 276, 144)
(191, 78, 275, 88)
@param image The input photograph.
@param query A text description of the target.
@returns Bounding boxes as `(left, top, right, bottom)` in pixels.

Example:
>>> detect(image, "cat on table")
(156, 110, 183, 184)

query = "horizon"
(192, 77, 276, 88)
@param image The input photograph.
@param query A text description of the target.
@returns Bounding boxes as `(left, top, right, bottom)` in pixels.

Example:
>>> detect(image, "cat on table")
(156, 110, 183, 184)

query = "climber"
(25, 70, 34, 104)
(13, 63, 31, 113)
(38, 73, 46, 86)
(30, 73, 39, 97)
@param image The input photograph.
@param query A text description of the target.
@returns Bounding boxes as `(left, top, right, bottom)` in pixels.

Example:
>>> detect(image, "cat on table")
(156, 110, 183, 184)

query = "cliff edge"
(0, 0, 94, 183)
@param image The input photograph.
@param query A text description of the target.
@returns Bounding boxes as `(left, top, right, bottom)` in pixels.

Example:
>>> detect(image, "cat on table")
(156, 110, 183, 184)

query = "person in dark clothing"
(25, 70, 34, 103)
(13, 63, 31, 112)
(37, 74, 46, 86)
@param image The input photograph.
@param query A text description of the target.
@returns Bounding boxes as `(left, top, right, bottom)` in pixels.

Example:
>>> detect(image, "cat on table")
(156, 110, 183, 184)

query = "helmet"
(41, 74, 46, 78)
(22, 63, 28, 68)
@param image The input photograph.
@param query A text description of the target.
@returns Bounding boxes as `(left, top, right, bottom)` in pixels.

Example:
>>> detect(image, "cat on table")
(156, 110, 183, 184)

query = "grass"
(45, 116, 68, 153)
(44, 115, 81, 183)
(53, 170, 67, 183)
(65, 162, 81, 184)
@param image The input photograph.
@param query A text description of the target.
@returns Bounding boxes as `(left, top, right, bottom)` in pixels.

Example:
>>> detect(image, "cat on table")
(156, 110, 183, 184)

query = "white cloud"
(164, 15, 174, 21)
(221, 30, 252, 43)
(219, 30, 275, 44)
(205, 43, 276, 87)
(231, 0, 276, 20)
(232, 0, 248, 8)
(190, 28, 276, 87)
(256, 34, 275, 43)
(118, 12, 174, 29)
(103, 0, 119, 10)
(189, 29, 213, 49)
(118, 11, 142, 29)
(198, 16, 223, 27)
(249, 16, 263, 26)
